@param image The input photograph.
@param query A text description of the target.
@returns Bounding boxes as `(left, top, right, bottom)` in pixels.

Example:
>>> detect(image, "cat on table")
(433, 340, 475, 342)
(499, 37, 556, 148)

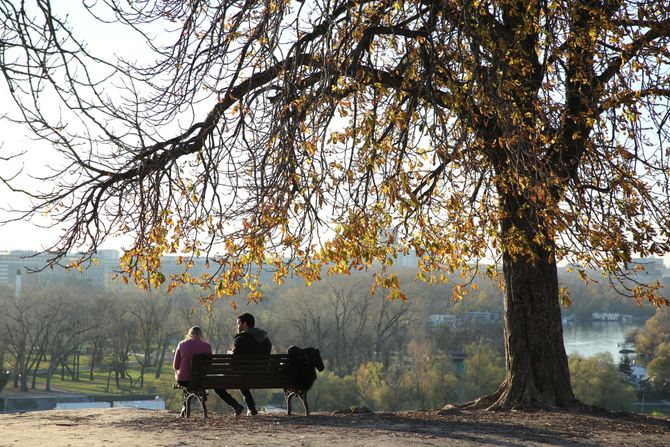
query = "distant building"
(0, 249, 279, 293)
(395, 250, 418, 268)
(429, 314, 457, 327)
(630, 257, 667, 282)
(0, 249, 119, 290)
(629, 365, 648, 383)
(592, 312, 633, 322)
(562, 315, 575, 324)
(465, 311, 502, 323)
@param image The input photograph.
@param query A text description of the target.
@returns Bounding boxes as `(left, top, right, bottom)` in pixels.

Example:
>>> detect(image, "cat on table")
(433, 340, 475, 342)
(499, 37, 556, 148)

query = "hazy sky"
(1, 2, 669, 269)
(0, 2, 143, 253)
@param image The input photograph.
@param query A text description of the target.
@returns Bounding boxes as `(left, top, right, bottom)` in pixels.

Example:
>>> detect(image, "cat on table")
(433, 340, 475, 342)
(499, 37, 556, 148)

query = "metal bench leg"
(180, 388, 189, 418)
(303, 393, 310, 416)
(186, 393, 195, 417)
(201, 391, 208, 419)
(180, 388, 208, 419)
(284, 389, 293, 415)
(284, 389, 309, 416)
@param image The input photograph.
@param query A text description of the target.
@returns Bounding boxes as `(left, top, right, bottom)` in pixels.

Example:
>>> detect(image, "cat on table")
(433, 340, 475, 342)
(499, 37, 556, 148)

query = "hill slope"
(0, 407, 667, 446)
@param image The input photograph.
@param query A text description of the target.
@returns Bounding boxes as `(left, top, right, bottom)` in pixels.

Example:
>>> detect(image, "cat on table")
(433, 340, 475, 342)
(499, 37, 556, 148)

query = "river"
(562, 321, 643, 363)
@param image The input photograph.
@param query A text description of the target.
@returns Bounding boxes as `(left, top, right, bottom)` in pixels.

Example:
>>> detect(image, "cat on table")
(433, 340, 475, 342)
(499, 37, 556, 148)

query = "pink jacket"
(173, 337, 212, 382)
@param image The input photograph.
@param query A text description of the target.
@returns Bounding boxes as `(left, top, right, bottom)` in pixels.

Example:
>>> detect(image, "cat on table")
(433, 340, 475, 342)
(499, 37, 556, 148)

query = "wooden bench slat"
(202, 379, 297, 388)
(207, 357, 289, 364)
(203, 362, 292, 369)
(203, 368, 292, 373)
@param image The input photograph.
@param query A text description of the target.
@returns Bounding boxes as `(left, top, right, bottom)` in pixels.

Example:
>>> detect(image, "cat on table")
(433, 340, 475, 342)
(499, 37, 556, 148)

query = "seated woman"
(173, 326, 212, 388)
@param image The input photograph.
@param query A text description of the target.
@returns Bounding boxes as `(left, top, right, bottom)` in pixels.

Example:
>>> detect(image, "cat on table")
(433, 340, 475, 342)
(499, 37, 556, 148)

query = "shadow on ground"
(123, 408, 669, 447)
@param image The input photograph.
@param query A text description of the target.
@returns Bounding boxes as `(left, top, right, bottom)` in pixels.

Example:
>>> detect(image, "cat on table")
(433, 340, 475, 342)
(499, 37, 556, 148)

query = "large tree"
(1, 0, 669, 409)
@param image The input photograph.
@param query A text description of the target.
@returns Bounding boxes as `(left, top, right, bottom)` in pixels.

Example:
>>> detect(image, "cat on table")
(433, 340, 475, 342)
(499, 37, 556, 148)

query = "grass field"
(2, 354, 282, 412)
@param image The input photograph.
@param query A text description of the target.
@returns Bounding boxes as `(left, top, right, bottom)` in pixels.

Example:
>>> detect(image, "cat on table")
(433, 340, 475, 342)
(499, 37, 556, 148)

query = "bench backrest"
(189, 353, 300, 390)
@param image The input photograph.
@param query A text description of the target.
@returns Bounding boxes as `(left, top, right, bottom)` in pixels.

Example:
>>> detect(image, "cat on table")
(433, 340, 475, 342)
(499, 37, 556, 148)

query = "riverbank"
(0, 388, 162, 413)
(563, 320, 643, 363)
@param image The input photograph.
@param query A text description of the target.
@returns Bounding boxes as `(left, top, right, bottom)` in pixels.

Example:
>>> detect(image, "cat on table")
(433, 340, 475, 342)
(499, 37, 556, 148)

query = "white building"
(429, 314, 457, 327)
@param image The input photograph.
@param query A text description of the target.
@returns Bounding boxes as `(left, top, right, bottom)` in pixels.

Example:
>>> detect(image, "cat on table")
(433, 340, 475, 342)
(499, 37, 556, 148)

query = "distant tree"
(635, 307, 670, 393)
(560, 270, 660, 321)
(127, 291, 174, 387)
(635, 307, 670, 362)
(646, 343, 670, 394)
(2, 0, 670, 409)
(568, 353, 636, 411)
(405, 339, 458, 409)
(86, 295, 118, 381)
(200, 306, 237, 354)
(309, 370, 358, 411)
(0, 285, 12, 371)
(33, 288, 95, 390)
(104, 297, 139, 389)
(1, 285, 56, 391)
(354, 361, 391, 411)
(271, 275, 415, 374)
(272, 284, 334, 354)
(271, 278, 373, 375)
(458, 341, 505, 403)
(370, 288, 415, 365)
(328, 283, 374, 375)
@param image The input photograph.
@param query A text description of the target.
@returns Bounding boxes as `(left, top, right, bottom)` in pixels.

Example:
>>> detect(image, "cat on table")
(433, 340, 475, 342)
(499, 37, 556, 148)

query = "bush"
(457, 341, 505, 403)
(569, 353, 636, 411)
(309, 370, 358, 411)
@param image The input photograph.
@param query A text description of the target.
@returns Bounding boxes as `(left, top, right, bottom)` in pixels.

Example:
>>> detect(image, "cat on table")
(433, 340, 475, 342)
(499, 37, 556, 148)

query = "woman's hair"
(187, 326, 203, 339)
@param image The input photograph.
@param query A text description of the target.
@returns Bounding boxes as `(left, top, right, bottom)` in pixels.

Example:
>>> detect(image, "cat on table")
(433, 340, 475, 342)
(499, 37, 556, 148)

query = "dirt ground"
(0, 406, 668, 447)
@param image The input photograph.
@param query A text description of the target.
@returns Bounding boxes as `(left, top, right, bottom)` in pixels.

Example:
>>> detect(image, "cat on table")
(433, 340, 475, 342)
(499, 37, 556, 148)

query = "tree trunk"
(89, 358, 95, 381)
(13, 350, 23, 388)
(31, 351, 44, 390)
(76, 350, 81, 380)
(19, 370, 28, 392)
(46, 365, 53, 391)
(139, 363, 145, 388)
(155, 340, 169, 379)
(488, 201, 575, 409)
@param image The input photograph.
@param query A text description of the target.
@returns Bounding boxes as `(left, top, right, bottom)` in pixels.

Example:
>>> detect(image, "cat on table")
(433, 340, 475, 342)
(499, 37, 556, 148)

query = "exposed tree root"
(457, 382, 580, 412)
(458, 391, 500, 410)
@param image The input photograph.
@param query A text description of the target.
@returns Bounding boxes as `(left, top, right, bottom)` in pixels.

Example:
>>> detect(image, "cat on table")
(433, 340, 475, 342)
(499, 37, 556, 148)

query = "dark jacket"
(232, 327, 272, 355)
(288, 346, 325, 390)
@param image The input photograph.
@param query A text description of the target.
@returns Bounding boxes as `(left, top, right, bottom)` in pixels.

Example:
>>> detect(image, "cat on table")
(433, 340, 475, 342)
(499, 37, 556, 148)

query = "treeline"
(0, 266, 661, 411)
(631, 307, 670, 396)
(0, 270, 507, 409)
(0, 283, 181, 392)
(410, 266, 660, 320)
(559, 271, 660, 321)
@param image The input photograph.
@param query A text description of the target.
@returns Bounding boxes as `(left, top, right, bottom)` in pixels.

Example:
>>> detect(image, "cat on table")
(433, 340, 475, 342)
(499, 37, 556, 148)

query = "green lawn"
(3, 355, 283, 412)
(5, 354, 176, 396)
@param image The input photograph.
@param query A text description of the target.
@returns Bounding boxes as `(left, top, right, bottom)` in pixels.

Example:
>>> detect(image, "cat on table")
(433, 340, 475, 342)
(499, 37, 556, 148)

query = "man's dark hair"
(237, 313, 255, 327)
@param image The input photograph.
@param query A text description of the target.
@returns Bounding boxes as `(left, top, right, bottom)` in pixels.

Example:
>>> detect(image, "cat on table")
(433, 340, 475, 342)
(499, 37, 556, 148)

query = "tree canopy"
(2, 0, 669, 409)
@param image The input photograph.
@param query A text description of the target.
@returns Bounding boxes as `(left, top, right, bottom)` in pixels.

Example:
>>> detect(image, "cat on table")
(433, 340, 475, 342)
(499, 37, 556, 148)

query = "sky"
(0, 2, 144, 254)
(0, 2, 669, 268)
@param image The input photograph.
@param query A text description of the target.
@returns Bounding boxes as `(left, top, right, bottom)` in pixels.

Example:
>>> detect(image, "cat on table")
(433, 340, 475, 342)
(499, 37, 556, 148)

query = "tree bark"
(489, 200, 575, 409)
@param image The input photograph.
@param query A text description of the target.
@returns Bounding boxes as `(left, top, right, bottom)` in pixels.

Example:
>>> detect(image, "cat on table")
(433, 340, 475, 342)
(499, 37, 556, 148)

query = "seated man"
(216, 312, 272, 416)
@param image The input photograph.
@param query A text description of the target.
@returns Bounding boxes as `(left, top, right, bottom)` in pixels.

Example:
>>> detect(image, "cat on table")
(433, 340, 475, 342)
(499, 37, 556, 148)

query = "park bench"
(175, 353, 311, 418)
